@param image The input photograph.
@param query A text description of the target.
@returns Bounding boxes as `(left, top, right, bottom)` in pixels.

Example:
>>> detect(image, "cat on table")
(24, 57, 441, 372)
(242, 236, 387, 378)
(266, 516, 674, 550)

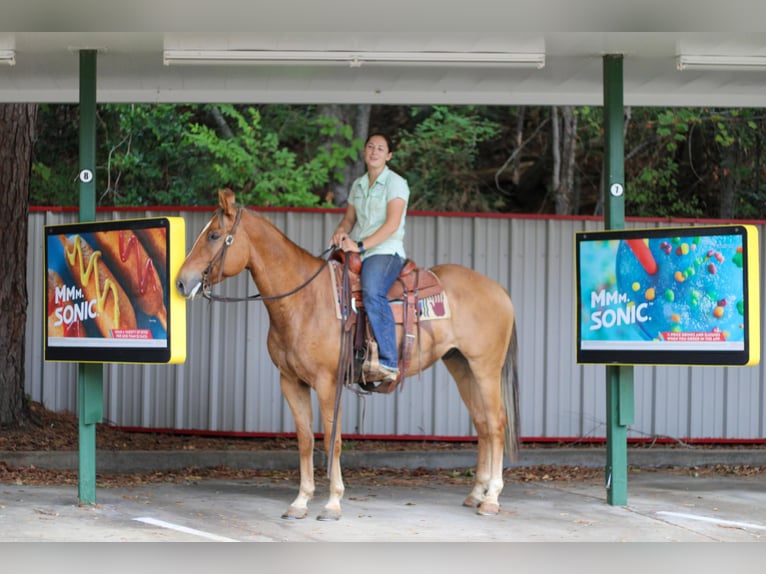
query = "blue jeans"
(360, 254, 405, 370)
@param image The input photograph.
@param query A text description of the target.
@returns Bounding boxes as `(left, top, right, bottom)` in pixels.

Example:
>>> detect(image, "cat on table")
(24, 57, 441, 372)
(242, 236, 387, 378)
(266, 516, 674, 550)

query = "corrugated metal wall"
(25, 208, 766, 441)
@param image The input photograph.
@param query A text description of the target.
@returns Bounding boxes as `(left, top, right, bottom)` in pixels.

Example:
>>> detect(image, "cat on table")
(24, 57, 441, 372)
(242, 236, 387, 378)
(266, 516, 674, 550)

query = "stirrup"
(359, 379, 398, 394)
(359, 365, 399, 393)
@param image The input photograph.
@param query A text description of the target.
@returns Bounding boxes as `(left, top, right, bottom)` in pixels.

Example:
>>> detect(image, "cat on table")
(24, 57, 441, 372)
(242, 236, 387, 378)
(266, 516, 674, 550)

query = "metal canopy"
(2, 29, 766, 106)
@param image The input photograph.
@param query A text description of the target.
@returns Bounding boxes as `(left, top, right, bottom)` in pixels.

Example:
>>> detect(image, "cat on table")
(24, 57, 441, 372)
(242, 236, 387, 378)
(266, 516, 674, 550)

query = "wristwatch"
(357, 240, 366, 254)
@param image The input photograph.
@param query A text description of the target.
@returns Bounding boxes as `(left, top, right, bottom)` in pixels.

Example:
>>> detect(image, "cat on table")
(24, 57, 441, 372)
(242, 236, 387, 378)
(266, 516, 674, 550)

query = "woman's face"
(363, 135, 392, 170)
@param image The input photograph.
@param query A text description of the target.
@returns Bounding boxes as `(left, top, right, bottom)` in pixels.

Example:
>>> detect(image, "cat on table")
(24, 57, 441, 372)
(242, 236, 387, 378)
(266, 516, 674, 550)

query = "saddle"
(330, 250, 444, 393)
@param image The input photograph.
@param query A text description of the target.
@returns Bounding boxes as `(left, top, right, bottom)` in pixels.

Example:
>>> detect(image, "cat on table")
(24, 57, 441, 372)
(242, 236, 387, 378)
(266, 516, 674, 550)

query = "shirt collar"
(363, 165, 390, 191)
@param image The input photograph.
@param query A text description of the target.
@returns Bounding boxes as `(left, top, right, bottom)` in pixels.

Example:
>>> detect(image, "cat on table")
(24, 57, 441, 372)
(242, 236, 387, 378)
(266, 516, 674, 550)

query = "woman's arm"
(331, 204, 357, 247)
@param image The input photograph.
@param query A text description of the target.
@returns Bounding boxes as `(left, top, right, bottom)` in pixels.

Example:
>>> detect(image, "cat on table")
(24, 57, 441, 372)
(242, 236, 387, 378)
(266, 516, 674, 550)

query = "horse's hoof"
(477, 501, 500, 516)
(281, 506, 308, 520)
(462, 495, 482, 508)
(316, 508, 342, 521)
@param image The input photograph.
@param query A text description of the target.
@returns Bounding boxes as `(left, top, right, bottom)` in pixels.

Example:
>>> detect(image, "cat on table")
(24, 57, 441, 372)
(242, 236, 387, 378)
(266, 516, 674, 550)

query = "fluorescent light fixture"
(677, 54, 766, 71)
(0, 49, 15, 66)
(163, 49, 545, 69)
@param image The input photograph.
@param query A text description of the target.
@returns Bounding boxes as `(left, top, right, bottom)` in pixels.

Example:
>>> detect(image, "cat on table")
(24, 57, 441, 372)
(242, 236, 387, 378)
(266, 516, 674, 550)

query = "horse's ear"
(218, 188, 237, 216)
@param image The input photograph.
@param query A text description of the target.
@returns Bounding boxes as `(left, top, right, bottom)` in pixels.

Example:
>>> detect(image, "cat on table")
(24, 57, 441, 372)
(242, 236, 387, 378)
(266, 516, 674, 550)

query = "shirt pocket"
(363, 189, 390, 228)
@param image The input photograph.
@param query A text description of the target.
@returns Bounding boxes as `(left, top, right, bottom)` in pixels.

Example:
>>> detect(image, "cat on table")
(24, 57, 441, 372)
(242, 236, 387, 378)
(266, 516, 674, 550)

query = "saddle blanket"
(329, 261, 451, 322)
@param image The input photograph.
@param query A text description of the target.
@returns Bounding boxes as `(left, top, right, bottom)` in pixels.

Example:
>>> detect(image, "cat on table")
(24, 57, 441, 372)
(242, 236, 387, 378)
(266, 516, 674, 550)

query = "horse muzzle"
(175, 273, 204, 300)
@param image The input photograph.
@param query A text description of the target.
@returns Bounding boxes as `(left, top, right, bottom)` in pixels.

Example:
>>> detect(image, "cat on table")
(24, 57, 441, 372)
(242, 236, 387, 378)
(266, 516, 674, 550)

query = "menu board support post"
(603, 54, 632, 506)
(77, 49, 103, 507)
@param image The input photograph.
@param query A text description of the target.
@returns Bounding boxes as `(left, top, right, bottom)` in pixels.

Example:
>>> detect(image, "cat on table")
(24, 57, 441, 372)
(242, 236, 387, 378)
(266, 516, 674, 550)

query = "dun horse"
(176, 189, 520, 520)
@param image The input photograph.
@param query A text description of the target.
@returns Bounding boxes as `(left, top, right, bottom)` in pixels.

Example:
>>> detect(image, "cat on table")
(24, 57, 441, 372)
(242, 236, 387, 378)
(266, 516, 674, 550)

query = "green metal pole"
(77, 49, 103, 506)
(603, 54, 634, 506)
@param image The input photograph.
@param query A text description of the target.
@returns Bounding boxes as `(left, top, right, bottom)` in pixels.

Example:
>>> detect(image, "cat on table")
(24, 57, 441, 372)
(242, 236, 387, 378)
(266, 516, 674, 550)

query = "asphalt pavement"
(2, 446, 766, 543)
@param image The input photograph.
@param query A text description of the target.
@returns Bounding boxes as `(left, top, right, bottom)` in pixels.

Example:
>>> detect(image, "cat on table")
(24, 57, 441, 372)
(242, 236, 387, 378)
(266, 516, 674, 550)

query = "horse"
(176, 188, 520, 521)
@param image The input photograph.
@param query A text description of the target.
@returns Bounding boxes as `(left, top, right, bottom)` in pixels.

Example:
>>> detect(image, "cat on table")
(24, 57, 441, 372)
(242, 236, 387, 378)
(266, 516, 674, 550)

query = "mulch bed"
(1, 402, 764, 487)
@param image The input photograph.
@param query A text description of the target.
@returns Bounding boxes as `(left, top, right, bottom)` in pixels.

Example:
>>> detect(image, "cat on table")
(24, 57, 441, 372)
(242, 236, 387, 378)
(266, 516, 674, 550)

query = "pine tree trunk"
(0, 103, 37, 426)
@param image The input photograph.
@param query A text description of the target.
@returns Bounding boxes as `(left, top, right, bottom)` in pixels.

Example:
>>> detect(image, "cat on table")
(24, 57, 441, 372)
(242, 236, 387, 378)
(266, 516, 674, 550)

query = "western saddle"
(330, 250, 444, 393)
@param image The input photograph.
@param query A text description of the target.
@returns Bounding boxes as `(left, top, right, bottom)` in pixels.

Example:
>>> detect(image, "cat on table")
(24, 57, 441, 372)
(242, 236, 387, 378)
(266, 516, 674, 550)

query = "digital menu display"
(575, 225, 760, 366)
(44, 217, 186, 364)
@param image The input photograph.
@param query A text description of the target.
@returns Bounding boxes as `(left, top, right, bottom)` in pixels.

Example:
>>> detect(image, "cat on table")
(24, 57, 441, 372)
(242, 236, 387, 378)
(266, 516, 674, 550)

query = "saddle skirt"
(330, 251, 446, 318)
(329, 251, 450, 393)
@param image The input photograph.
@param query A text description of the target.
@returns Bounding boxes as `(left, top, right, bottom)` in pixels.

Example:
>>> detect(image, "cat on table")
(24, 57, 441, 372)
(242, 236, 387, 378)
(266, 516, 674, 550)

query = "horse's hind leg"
(444, 352, 507, 516)
(279, 375, 315, 520)
(444, 354, 491, 507)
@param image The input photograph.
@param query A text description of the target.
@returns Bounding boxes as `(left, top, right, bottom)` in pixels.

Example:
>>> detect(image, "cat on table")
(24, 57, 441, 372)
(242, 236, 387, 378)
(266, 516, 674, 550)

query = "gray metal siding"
(25, 208, 766, 441)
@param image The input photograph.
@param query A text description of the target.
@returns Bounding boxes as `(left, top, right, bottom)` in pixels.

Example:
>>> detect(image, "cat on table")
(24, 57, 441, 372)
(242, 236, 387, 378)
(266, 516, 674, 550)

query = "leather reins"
(328, 255, 355, 481)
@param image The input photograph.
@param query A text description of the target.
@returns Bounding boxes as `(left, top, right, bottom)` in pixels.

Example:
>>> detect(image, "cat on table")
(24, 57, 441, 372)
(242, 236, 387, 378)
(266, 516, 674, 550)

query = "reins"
(201, 206, 336, 303)
(328, 254, 355, 481)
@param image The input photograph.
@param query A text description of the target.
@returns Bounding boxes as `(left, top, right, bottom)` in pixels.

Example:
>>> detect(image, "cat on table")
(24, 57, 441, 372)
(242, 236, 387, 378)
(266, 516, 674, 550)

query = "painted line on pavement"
(656, 511, 766, 531)
(134, 516, 239, 542)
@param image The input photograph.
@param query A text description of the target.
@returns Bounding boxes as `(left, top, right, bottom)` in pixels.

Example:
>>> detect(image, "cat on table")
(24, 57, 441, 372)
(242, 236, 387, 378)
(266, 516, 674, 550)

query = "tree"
(551, 105, 578, 215)
(29, 103, 766, 219)
(0, 103, 37, 426)
(395, 106, 501, 211)
(186, 104, 357, 207)
(318, 104, 370, 206)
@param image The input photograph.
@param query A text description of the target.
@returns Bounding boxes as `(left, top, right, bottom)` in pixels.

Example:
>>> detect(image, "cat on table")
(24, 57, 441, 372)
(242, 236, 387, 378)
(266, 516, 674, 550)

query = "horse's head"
(176, 188, 250, 299)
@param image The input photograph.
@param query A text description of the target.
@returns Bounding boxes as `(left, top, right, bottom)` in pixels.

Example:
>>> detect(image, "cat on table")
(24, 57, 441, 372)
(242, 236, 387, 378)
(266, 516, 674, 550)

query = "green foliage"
(30, 161, 76, 206)
(30, 103, 362, 208)
(394, 106, 501, 211)
(100, 104, 218, 206)
(185, 105, 357, 207)
(30, 104, 80, 206)
(624, 108, 704, 218)
(29, 102, 766, 219)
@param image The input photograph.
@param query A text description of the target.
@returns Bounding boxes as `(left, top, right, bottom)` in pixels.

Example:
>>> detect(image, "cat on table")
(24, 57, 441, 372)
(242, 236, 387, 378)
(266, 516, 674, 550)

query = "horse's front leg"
(279, 374, 315, 520)
(316, 376, 345, 521)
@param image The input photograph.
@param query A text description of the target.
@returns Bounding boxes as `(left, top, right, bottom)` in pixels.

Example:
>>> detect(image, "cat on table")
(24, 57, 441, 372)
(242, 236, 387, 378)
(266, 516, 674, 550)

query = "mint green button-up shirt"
(349, 165, 410, 260)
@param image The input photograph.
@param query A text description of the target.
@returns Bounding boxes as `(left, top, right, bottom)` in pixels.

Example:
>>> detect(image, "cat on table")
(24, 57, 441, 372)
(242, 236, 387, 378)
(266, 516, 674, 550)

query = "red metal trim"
(109, 426, 766, 446)
(30, 205, 766, 225)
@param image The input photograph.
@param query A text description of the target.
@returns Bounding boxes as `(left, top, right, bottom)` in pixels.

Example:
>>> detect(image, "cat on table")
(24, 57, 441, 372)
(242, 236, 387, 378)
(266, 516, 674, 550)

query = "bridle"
(200, 205, 335, 303)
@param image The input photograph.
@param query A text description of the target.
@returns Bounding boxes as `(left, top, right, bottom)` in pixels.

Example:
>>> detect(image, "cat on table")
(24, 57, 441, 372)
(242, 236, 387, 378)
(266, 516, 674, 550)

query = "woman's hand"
(339, 235, 360, 253)
(331, 229, 348, 248)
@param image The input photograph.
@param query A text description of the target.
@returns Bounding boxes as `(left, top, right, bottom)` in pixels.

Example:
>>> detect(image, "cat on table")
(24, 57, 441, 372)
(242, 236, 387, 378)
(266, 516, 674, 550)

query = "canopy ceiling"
(3, 3, 766, 107)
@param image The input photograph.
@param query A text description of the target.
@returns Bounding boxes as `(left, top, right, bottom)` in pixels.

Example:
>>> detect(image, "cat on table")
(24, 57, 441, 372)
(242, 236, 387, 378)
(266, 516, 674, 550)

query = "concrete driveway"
(2, 469, 765, 542)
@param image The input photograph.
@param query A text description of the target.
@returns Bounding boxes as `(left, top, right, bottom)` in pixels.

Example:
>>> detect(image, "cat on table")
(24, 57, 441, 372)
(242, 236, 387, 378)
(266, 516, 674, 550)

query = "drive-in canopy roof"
(3, 4, 766, 107)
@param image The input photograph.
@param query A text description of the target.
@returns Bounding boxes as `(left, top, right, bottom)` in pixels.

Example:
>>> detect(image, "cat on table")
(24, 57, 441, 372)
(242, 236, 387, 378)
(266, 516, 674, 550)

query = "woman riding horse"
(176, 188, 520, 520)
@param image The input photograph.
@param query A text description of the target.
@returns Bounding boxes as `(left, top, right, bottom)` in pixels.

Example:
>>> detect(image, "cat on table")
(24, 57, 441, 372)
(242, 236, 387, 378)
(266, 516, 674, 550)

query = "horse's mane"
(234, 205, 323, 264)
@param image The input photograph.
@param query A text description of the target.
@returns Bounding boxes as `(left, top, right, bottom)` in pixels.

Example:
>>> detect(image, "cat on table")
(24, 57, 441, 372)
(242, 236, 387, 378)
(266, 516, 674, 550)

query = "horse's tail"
(501, 317, 521, 463)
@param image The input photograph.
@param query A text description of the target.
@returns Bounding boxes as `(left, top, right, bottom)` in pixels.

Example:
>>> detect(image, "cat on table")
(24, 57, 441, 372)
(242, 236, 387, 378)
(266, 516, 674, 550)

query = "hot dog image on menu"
(134, 227, 168, 284)
(59, 234, 138, 338)
(47, 268, 86, 338)
(92, 230, 168, 331)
